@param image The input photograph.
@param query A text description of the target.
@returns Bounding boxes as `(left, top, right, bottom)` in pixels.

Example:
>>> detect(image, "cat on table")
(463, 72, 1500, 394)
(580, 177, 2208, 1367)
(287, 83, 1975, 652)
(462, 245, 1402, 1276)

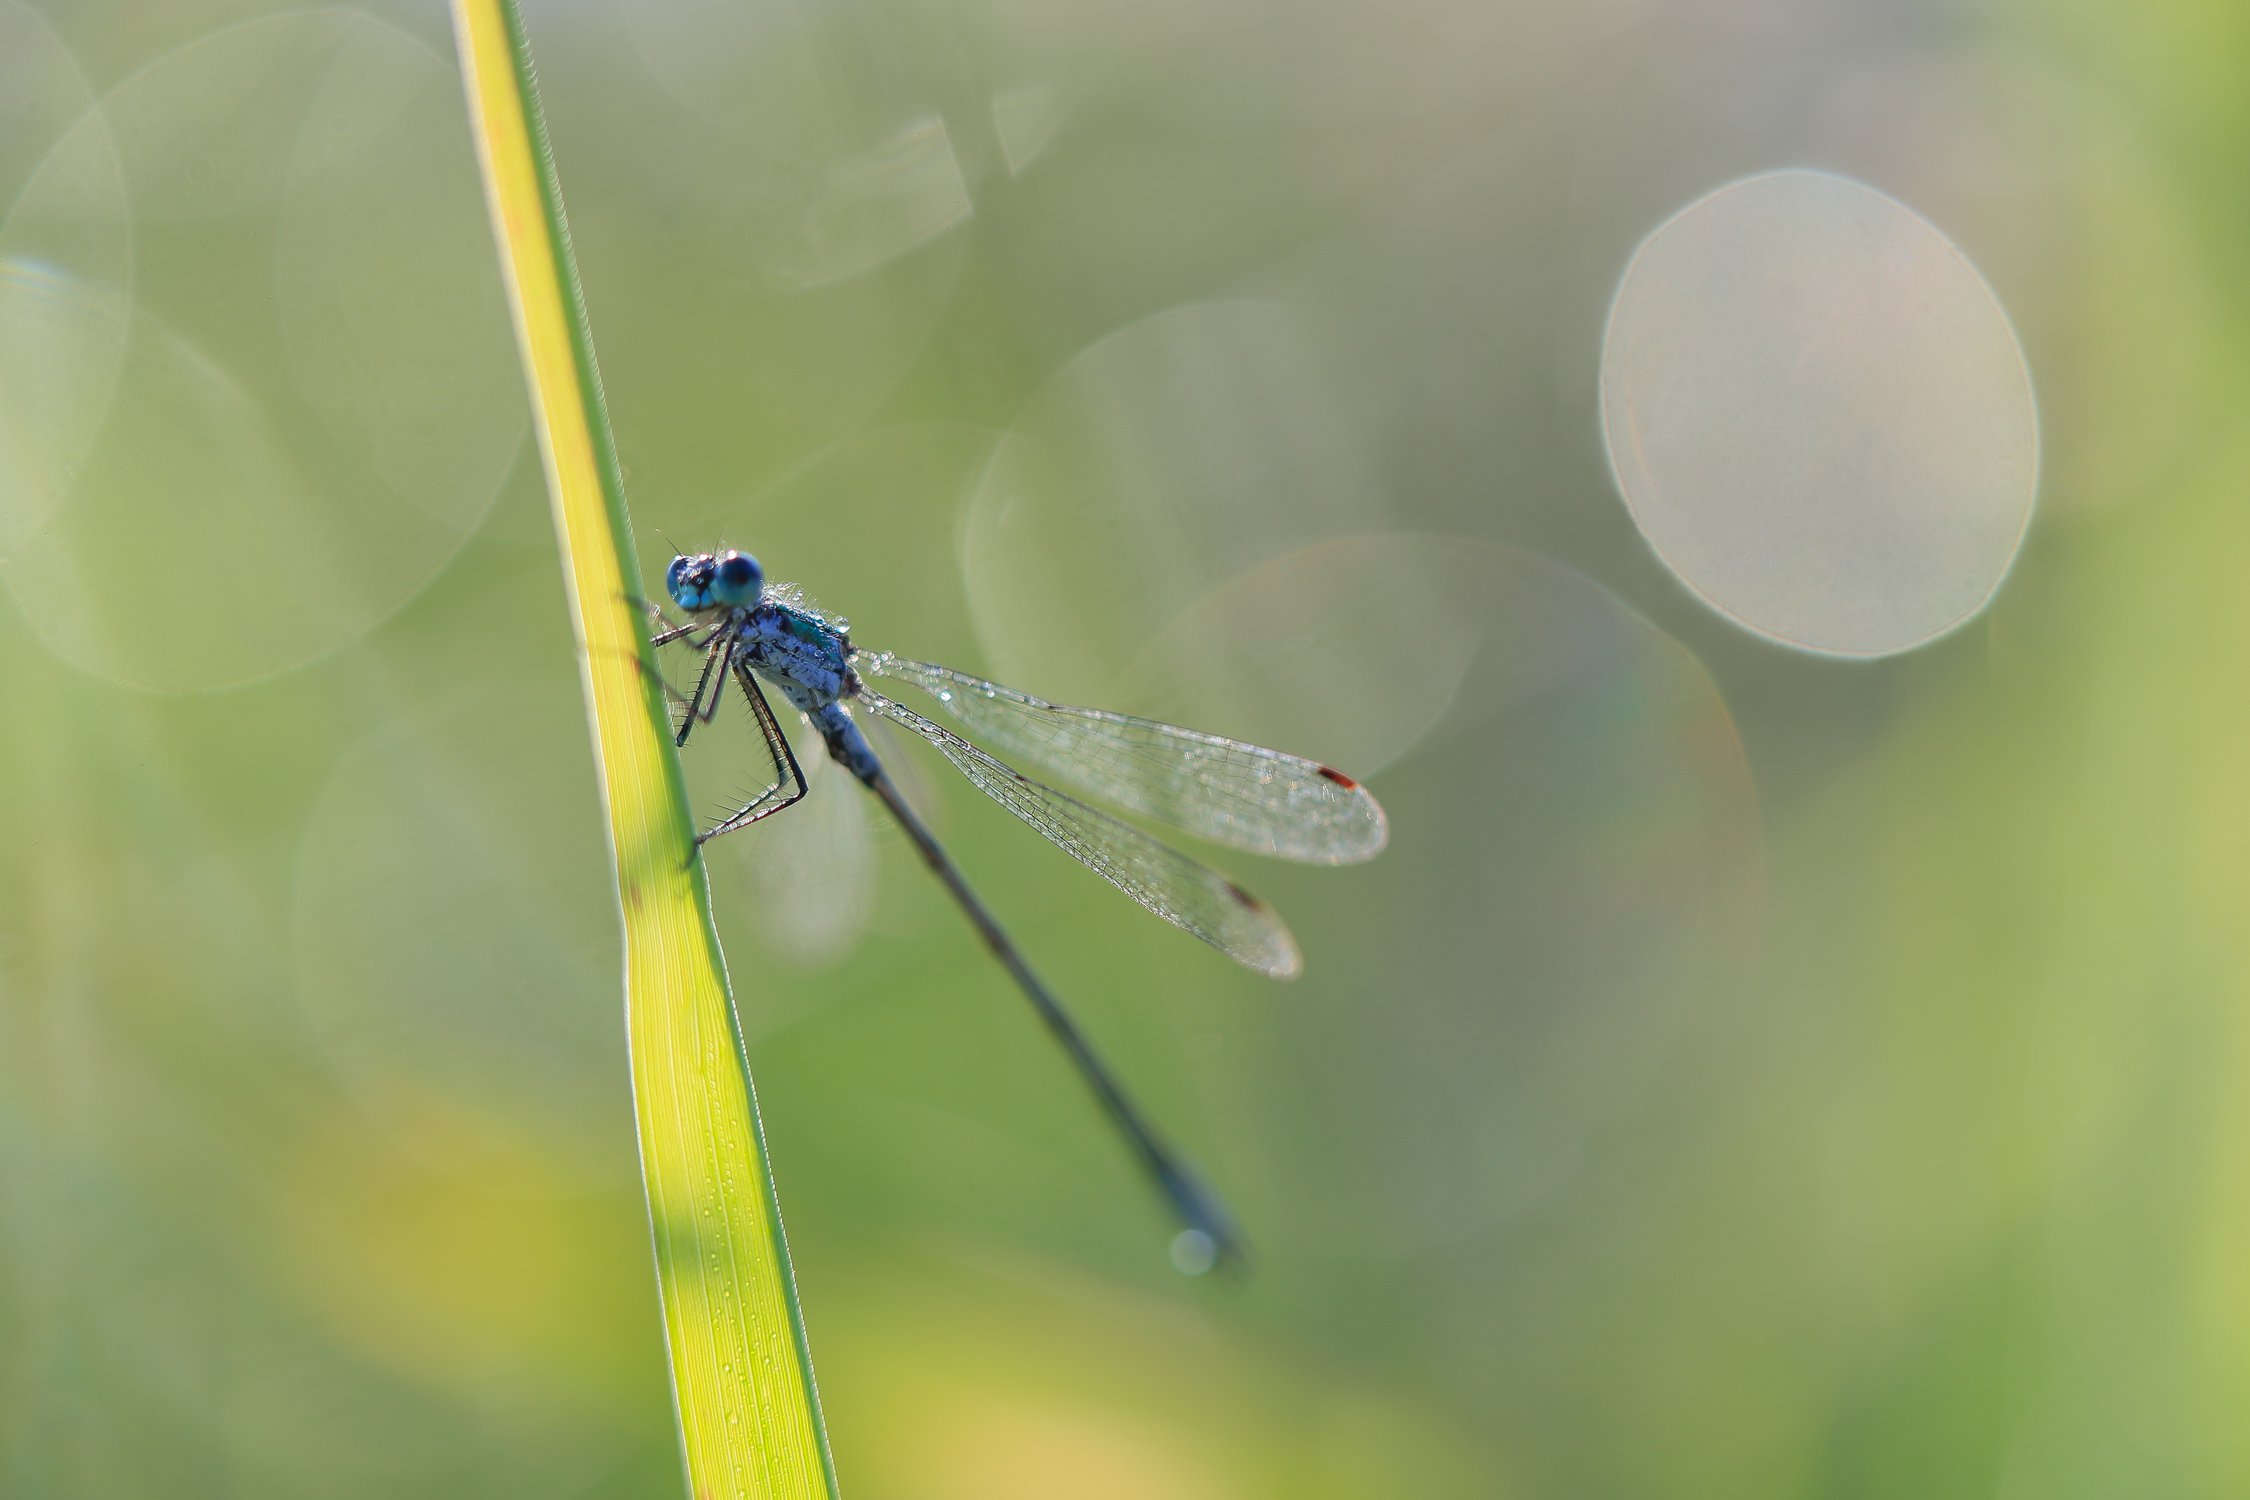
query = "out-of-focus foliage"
(0, 0, 2245, 1495)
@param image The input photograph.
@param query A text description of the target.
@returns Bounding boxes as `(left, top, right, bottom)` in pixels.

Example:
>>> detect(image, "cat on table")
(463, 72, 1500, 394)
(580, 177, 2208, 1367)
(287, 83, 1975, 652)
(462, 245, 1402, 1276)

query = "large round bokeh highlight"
(0, 12, 522, 691)
(1600, 169, 2037, 657)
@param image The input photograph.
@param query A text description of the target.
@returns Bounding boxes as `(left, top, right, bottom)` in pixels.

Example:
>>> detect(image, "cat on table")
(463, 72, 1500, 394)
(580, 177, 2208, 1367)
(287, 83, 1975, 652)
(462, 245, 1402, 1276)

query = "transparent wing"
(860, 690, 1302, 978)
(857, 653, 1387, 865)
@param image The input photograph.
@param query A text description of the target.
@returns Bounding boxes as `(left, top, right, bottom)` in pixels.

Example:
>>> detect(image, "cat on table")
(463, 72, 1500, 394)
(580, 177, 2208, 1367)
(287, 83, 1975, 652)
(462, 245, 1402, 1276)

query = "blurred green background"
(3, 0, 2247, 1494)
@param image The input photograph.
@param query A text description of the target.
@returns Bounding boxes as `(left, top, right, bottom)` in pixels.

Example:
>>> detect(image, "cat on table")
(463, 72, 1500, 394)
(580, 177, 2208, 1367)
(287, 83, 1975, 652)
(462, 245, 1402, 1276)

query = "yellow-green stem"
(448, 3, 838, 1494)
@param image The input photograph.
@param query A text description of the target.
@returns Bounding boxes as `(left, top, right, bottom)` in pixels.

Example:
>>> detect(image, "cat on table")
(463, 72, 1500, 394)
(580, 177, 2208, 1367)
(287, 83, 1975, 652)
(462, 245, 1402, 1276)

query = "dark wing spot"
(1224, 880, 1261, 909)
(1315, 765, 1359, 789)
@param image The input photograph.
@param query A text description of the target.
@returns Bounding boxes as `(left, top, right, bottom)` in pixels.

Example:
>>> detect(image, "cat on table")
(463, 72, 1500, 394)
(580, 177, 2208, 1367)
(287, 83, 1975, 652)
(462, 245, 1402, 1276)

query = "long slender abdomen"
(811, 703, 881, 782)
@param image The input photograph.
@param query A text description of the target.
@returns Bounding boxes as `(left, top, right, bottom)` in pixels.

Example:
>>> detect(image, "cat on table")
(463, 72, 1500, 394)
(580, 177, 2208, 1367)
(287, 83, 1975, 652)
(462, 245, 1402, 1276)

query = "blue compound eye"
(665, 554, 707, 610)
(711, 550, 763, 607)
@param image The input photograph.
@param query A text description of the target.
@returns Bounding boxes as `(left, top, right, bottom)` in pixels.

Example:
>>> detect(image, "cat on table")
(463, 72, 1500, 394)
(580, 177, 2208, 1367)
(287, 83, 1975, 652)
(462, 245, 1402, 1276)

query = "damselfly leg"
(696, 663, 808, 844)
(673, 629, 735, 748)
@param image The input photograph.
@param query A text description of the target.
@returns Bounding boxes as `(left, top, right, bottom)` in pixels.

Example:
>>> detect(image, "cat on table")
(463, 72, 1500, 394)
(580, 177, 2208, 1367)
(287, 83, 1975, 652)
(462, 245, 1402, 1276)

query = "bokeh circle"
(0, 12, 523, 691)
(1600, 169, 2037, 657)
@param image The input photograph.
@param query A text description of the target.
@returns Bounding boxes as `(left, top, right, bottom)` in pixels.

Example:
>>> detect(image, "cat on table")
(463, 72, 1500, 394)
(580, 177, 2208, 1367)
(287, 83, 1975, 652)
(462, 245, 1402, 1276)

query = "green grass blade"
(447, 4, 840, 1494)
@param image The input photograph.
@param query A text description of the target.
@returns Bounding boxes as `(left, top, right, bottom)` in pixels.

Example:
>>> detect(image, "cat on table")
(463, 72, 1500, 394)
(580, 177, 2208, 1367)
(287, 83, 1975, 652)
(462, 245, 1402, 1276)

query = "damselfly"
(651, 548, 1387, 1270)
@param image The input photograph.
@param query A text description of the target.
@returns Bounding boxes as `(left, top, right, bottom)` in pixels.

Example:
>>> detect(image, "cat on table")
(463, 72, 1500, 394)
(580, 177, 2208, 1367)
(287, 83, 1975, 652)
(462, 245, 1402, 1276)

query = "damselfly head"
(666, 549, 764, 612)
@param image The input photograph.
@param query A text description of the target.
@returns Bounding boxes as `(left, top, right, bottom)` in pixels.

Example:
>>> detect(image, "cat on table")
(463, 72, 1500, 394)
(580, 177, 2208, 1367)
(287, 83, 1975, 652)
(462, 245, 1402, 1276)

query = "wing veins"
(860, 691, 1301, 978)
(858, 654, 1387, 864)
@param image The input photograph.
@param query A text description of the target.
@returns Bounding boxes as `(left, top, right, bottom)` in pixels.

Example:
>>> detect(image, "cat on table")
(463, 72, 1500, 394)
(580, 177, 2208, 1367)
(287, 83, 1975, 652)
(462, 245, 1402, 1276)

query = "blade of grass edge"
(447, 4, 840, 1495)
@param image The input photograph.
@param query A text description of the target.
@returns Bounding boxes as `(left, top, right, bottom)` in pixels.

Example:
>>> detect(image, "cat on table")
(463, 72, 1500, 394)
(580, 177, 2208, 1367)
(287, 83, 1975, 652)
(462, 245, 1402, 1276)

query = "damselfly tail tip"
(1159, 1165, 1252, 1278)
(1169, 1227, 1222, 1277)
(1169, 1221, 1252, 1279)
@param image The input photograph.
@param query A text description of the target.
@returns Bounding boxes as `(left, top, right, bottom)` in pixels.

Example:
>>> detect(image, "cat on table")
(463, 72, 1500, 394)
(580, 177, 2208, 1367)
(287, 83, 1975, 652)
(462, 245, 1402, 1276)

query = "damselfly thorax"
(734, 605, 854, 715)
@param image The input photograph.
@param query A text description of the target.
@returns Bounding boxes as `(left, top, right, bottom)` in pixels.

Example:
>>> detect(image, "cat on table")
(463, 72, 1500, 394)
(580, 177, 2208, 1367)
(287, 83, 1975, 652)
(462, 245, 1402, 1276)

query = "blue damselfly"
(652, 549, 1386, 1270)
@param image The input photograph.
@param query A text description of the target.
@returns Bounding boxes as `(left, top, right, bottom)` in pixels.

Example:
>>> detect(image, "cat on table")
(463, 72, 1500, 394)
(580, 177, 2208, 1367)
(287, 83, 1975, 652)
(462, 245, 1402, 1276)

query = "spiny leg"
(633, 593, 714, 650)
(586, 639, 714, 745)
(598, 598, 722, 710)
(619, 645, 704, 719)
(856, 763, 1245, 1271)
(672, 630, 733, 749)
(693, 664, 810, 844)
